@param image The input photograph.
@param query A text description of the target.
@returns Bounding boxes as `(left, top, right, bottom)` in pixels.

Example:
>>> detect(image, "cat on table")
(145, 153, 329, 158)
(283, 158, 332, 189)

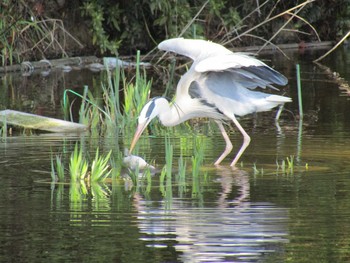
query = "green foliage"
(52, 143, 115, 184)
(78, 0, 348, 51)
(1, 1, 348, 61)
(191, 140, 203, 178)
(123, 51, 152, 126)
(79, 0, 244, 52)
(81, 1, 121, 53)
(51, 154, 65, 182)
(0, 1, 19, 65)
(90, 148, 112, 182)
(0, 1, 82, 65)
(62, 51, 151, 137)
(69, 144, 89, 182)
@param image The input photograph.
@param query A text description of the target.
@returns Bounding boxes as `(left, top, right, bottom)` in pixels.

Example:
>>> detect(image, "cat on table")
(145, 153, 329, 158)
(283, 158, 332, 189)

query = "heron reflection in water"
(130, 38, 291, 167)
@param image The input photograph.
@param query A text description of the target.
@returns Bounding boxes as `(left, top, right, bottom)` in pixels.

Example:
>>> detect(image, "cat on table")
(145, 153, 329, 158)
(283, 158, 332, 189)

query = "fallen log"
(0, 56, 99, 74)
(0, 110, 87, 133)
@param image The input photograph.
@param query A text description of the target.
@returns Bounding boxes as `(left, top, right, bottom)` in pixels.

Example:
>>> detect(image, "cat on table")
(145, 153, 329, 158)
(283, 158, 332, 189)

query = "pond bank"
(0, 41, 335, 75)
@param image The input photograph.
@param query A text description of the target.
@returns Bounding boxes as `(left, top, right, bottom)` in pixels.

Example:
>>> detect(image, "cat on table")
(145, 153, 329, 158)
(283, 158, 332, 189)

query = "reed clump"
(62, 50, 151, 137)
(54, 51, 153, 186)
(51, 143, 114, 184)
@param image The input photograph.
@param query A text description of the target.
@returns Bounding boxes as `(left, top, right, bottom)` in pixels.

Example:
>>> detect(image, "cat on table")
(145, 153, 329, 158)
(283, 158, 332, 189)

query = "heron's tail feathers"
(266, 95, 292, 103)
(250, 94, 291, 114)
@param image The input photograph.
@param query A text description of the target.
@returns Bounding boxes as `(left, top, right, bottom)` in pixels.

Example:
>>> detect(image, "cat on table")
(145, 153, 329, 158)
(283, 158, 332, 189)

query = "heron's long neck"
(158, 101, 183, 127)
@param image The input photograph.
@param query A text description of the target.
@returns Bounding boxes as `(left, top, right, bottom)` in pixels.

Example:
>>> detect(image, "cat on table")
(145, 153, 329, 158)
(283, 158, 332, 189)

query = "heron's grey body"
(130, 38, 291, 167)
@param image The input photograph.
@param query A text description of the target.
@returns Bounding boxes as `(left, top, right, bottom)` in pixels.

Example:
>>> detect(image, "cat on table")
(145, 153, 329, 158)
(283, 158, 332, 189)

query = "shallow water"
(1, 47, 350, 262)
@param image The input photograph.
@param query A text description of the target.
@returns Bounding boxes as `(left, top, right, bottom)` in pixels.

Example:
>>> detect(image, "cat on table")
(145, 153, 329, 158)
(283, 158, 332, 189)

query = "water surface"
(0, 47, 350, 262)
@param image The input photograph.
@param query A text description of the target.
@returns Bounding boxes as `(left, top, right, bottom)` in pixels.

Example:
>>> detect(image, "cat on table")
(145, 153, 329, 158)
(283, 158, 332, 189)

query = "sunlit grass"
(51, 143, 115, 184)
(90, 148, 112, 182)
(69, 144, 89, 182)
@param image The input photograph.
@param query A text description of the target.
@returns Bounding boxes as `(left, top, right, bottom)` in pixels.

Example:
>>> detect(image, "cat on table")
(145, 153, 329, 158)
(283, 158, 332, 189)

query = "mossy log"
(0, 110, 87, 133)
(0, 56, 99, 74)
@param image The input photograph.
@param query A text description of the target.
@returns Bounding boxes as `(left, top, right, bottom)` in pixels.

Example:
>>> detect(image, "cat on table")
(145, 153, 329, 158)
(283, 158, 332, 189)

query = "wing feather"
(158, 38, 231, 61)
(158, 38, 289, 108)
(197, 71, 291, 116)
(195, 54, 264, 72)
(194, 53, 287, 88)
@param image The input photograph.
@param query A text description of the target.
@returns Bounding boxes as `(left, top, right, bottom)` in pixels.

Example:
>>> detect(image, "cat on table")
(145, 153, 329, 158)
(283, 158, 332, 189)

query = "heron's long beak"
(129, 120, 149, 153)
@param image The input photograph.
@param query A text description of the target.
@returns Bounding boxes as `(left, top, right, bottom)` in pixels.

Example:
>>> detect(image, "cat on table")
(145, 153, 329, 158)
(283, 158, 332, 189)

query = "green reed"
(165, 136, 173, 175)
(252, 163, 264, 176)
(296, 64, 303, 119)
(69, 144, 89, 182)
(191, 136, 205, 199)
(176, 155, 187, 198)
(160, 136, 173, 192)
(52, 142, 116, 184)
(160, 136, 174, 208)
(192, 136, 205, 177)
(277, 155, 294, 174)
(62, 50, 151, 137)
(90, 148, 112, 182)
(51, 154, 65, 182)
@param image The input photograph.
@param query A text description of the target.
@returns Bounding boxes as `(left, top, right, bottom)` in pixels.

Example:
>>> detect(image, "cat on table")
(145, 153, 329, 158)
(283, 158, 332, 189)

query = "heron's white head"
(129, 97, 169, 153)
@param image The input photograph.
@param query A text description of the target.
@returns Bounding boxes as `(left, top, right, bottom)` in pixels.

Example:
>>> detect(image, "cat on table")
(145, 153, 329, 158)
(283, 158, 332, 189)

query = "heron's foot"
(230, 161, 239, 169)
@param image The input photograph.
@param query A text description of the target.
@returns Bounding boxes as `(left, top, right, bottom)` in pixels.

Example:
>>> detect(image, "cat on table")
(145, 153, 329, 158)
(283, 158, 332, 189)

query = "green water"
(0, 47, 350, 262)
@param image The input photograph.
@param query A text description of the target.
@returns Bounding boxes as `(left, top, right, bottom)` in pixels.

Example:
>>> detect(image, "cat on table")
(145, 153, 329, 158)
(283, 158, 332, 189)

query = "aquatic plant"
(51, 154, 65, 182)
(0, 117, 8, 139)
(191, 136, 206, 199)
(62, 51, 151, 137)
(62, 87, 110, 127)
(296, 64, 304, 119)
(69, 143, 89, 182)
(176, 155, 187, 198)
(252, 163, 260, 175)
(159, 136, 174, 208)
(160, 136, 172, 194)
(51, 142, 116, 185)
(276, 155, 295, 175)
(90, 148, 112, 182)
(286, 155, 295, 173)
(192, 136, 205, 177)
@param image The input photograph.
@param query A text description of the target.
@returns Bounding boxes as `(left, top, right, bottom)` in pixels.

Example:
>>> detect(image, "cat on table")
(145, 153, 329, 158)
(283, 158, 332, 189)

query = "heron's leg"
(275, 104, 284, 122)
(229, 114, 251, 167)
(275, 104, 284, 134)
(214, 121, 233, 166)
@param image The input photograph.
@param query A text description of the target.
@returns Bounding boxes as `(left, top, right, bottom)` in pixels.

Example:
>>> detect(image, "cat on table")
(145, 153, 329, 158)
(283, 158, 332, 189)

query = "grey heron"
(130, 38, 291, 167)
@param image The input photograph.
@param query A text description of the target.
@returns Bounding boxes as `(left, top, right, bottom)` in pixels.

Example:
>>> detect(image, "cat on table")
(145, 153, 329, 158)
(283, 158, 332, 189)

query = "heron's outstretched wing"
(190, 71, 291, 116)
(196, 54, 288, 87)
(159, 38, 287, 88)
(158, 38, 231, 61)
